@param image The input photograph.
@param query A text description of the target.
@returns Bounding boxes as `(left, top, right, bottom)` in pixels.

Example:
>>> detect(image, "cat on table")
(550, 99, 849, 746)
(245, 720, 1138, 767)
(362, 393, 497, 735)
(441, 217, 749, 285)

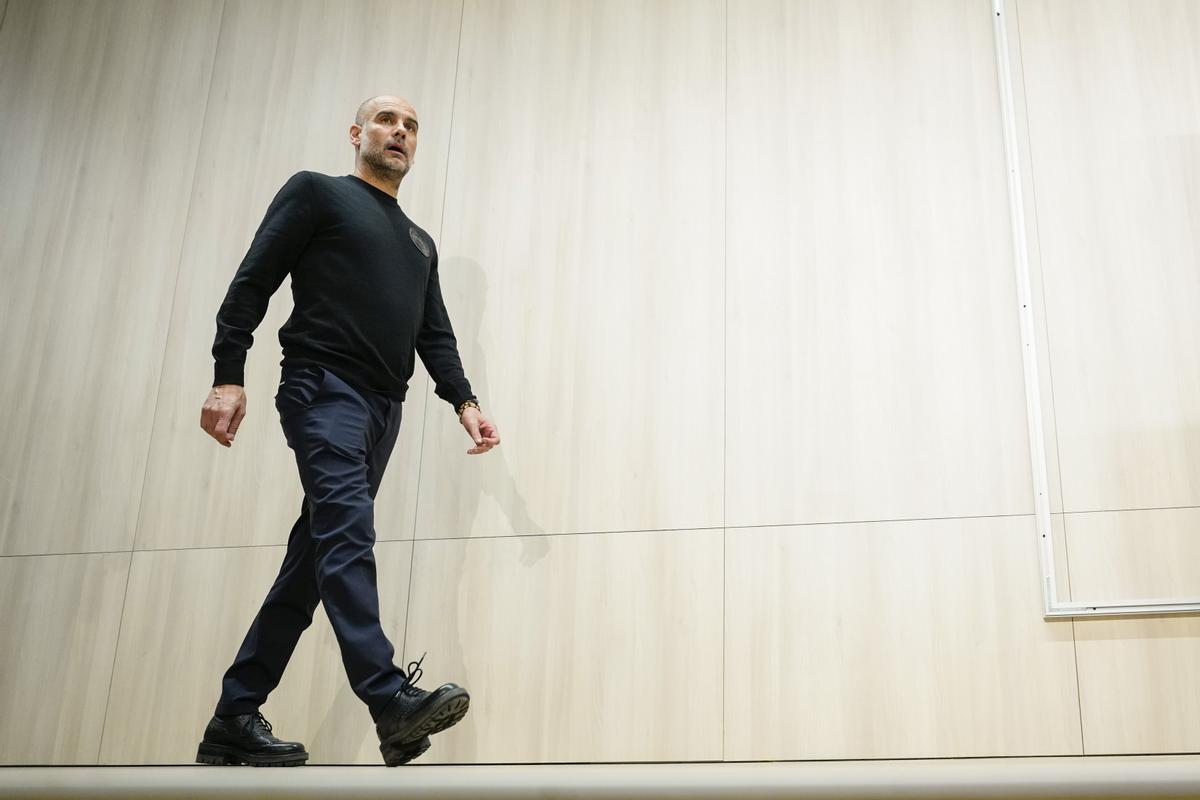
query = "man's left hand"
(460, 407, 500, 455)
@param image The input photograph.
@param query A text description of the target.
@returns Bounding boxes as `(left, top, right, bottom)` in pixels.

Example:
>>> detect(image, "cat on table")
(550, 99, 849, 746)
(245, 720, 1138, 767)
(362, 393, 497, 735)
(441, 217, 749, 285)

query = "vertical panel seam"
(96, 0, 227, 763)
(1009, 0, 1085, 752)
(402, 0, 466, 664)
(1070, 617, 1086, 753)
(721, 0, 728, 764)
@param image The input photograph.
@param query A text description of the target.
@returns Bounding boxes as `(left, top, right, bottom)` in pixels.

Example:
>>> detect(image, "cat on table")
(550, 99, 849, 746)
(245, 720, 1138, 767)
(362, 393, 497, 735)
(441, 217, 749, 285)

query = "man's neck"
(353, 165, 402, 198)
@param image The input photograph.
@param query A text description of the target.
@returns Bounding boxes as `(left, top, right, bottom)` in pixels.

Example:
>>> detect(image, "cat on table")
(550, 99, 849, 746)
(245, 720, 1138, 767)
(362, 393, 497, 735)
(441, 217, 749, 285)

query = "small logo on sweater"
(409, 227, 431, 258)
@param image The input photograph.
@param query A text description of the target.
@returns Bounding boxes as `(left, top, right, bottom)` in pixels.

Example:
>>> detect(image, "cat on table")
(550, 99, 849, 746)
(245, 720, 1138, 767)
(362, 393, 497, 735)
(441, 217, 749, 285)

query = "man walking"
(196, 95, 499, 767)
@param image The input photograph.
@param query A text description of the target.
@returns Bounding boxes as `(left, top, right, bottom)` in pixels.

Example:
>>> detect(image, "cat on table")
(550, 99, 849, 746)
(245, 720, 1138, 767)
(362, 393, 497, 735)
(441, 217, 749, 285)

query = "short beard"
(361, 145, 409, 181)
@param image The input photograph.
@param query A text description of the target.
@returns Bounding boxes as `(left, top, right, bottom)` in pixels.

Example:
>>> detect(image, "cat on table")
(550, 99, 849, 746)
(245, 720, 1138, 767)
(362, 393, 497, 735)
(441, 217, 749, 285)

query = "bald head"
(355, 95, 415, 127)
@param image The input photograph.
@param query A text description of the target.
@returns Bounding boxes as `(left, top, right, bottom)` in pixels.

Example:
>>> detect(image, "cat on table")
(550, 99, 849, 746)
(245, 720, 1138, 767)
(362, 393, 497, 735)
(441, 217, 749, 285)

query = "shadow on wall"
(439, 256, 545, 554)
(307, 256, 548, 763)
(413, 256, 549, 763)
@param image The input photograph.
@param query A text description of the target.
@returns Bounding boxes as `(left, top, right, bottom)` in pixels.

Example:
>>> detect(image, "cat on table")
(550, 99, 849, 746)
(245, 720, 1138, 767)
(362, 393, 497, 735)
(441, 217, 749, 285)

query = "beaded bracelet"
(456, 399, 481, 418)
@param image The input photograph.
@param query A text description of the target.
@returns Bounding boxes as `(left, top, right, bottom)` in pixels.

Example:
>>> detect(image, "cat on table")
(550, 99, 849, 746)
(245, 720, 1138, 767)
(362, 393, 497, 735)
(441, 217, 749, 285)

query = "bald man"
(196, 96, 500, 768)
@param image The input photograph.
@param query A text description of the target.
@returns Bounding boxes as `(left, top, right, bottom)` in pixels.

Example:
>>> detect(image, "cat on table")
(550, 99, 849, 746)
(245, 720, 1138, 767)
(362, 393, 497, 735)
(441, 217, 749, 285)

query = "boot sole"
(379, 688, 470, 751)
(380, 736, 432, 767)
(196, 741, 309, 767)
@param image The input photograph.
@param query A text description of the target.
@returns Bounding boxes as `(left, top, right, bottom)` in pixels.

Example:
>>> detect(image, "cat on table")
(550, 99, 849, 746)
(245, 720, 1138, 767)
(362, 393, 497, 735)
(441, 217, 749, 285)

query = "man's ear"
(349, 123, 362, 147)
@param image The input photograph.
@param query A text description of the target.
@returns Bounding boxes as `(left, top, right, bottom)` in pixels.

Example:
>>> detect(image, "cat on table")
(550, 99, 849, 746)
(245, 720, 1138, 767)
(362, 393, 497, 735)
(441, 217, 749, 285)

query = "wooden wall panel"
(134, 0, 463, 551)
(1014, 1, 1200, 752)
(404, 530, 724, 762)
(1063, 508, 1200, 602)
(1066, 508, 1200, 753)
(1016, 0, 1200, 513)
(1075, 614, 1200, 755)
(724, 518, 1082, 760)
(0, 553, 128, 764)
(0, 0, 222, 555)
(725, 0, 1032, 528)
(99, 542, 413, 764)
(415, 0, 726, 540)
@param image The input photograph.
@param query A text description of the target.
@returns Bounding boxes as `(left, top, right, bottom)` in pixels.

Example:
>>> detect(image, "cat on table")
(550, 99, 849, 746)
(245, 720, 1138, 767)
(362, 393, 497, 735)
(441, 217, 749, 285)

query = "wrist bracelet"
(457, 399, 481, 418)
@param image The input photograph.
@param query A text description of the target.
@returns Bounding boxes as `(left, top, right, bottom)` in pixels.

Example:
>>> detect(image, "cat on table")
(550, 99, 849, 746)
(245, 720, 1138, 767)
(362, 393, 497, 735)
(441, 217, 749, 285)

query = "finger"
(213, 408, 233, 445)
(200, 404, 217, 433)
(463, 418, 483, 446)
(228, 405, 247, 438)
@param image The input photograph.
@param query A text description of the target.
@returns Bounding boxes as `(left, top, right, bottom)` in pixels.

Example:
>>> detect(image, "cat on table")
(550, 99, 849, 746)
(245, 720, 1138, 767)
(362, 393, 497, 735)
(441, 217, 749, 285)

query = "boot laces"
(252, 712, 273, 734)
(401, 653, 427, 696)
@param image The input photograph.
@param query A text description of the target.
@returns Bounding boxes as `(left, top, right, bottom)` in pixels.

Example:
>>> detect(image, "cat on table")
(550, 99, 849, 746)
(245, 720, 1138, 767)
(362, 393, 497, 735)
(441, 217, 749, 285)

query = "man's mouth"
(387, 144, 406, 157)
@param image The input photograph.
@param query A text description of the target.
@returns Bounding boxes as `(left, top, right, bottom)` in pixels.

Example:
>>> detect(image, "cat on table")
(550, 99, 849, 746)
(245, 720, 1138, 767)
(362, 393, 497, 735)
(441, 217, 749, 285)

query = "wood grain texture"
(1074, 612, 1200, 754)
(1067, 508, 1200, 753)
(99, 541, 413, 764)
(404, 530, 724, 762)
(0, 553, 129, 764)
(1063, 508, 1200, 602)
(1016, 0, 1200, 513)
(134, 0, 463, 551)
(0, 0, 222, 555)
(725, 0, 1033, 528)
(415, 0, 726, 540)
(724, 517, 1082, 760)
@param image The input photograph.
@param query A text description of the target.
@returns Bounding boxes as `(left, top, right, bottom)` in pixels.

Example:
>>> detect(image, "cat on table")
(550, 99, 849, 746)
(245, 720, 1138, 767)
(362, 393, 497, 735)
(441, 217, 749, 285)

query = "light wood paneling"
(415, 0, 725, 540)
(0, 553, 129, 764)
(1050, 512, 1073, 599)
(0, 0, 222, 555)
(1016, 0, 1200, 513)
(404, 530, 724, 762)
(1062, 508, 1200, 602)
(724, 517, 1082, 760)
(134, 0, 463, 551)
(1067, 508, 1200, 753)
(726, 0, 1032, 527)
(1075, 613, 1200, 755)
(100, 542, 413, 764)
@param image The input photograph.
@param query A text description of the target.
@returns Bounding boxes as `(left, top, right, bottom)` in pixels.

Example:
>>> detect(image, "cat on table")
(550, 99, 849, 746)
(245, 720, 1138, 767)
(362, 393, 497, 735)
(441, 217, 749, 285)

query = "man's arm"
(415, 252, 500, 455)
(201, 172, 316, 447)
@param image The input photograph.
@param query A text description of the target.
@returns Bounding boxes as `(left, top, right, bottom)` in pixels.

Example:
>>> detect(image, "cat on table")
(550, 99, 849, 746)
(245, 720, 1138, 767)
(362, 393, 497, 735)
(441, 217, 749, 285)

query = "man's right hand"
(201, 384, 247, 447)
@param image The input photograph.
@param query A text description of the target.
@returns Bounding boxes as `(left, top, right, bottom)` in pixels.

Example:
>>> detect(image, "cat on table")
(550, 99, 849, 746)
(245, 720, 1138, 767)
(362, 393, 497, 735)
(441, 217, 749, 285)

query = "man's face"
(353, 97, 418, 180)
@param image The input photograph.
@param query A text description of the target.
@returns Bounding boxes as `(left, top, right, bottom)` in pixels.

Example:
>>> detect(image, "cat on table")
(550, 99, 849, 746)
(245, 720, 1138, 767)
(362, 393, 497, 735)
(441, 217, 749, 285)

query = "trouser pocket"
(275, 366, 326, 419)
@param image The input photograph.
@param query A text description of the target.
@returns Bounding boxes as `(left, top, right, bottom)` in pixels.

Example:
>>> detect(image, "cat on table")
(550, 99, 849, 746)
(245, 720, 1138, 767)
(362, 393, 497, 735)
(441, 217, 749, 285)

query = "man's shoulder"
(285, 170, 342, 190)
(277, 171, 358, 210)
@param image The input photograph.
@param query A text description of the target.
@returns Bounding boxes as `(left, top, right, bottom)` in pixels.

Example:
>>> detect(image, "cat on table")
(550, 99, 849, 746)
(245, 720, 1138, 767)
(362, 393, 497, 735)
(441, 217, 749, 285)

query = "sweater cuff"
(213, 361, 245, 387)
(442, 385, 476, 413)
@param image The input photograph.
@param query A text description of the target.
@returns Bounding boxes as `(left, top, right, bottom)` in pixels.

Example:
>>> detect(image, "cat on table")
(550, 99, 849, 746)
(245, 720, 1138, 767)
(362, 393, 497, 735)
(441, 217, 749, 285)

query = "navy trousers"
(216, 365, 406, 721)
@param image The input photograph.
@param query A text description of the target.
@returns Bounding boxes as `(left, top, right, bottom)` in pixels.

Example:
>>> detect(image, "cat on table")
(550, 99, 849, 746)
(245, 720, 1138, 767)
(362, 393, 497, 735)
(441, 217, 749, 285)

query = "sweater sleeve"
(416, 248, 476, 411)
(211, 172, 316, 386)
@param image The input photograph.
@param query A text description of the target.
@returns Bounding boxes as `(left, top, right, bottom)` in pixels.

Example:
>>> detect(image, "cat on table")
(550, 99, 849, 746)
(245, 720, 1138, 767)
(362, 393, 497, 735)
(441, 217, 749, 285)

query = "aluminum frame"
(991, 0, 1200, 619)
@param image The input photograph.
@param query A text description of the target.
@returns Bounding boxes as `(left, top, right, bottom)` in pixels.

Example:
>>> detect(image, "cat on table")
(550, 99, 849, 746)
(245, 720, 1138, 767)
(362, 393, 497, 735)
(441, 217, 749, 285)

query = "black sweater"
(212, 172, 474, 409)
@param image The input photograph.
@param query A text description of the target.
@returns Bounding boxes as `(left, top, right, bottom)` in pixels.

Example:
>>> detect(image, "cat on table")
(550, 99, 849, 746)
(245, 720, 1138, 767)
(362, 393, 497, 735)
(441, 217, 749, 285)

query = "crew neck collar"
(348, 173, 401, 202)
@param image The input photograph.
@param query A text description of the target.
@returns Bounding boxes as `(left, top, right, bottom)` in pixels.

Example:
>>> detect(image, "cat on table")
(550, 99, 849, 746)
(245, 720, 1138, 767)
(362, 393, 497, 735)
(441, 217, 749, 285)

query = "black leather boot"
(375, 656, 469, 766)
(380, 734, 433, 766)
(196, 712, 309, 767)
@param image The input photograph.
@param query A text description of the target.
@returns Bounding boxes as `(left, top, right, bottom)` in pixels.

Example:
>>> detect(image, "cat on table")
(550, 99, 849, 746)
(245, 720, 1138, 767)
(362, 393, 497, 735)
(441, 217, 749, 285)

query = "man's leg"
(214, 504, 319, 715)
(280, 370, 406, 717)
